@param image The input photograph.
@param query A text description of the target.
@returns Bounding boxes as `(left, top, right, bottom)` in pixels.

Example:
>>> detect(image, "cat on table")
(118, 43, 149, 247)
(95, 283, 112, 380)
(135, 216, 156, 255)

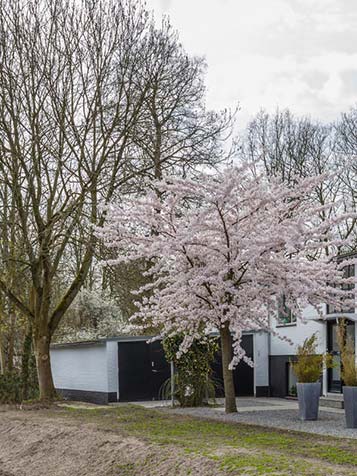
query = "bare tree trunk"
(7, 308, 16, 372)
(21, 325, 33, 401)
(34, 334, 56, 400)
(0, 335, 5, 374)
(220, 324, 237, 413)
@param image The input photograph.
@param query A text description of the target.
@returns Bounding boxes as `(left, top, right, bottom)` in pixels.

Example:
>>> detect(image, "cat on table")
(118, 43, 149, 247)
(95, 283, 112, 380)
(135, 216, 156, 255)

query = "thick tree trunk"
(0, 335, 5, 374)
(220, 324, 237, 413)
(7, 310, 16, 371)
(34, 334, 56, 400)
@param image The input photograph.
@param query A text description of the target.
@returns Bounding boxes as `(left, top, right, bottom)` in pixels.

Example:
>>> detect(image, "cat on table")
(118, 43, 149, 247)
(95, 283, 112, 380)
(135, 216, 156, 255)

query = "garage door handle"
(152, 370, 159, 373)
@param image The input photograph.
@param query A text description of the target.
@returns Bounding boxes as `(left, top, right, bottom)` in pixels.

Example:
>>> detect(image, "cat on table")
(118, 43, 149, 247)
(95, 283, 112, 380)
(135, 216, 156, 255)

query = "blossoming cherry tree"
(101, 166, 355, 413)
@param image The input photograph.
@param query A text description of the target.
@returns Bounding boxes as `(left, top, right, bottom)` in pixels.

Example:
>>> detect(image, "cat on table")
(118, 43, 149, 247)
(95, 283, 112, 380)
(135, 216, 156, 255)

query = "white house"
(50, 260, 356, 404)
(269, 257, 356, 397)
(50, 331, 269, 403)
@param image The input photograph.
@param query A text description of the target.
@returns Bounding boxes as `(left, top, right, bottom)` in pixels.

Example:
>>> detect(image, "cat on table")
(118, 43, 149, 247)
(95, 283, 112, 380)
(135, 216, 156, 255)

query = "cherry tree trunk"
(220, 324, 237, 413)
(34, 334, 56, 400)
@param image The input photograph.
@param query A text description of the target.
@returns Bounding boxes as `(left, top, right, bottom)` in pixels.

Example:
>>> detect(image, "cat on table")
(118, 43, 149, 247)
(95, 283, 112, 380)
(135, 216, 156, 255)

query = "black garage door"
(118, 340, 171, 401)
(118, 335, 254, 401)
(211, 334, 254, 397)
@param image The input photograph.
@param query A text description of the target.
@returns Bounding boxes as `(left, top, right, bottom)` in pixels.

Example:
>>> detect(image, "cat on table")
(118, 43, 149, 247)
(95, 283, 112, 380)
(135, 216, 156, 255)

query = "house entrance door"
(327, 320, 355, 393)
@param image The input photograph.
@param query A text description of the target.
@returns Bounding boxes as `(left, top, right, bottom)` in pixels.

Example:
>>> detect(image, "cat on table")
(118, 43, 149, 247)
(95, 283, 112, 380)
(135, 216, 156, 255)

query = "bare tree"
(66, 18, 236, 326)
(244, 110, 332, 179)
(130, 19, 234, 183)
(0, 0, 154, 399)
(334, 106, 357, 245)
(242, 110, 356, 249)
(0, 0, 233, 399)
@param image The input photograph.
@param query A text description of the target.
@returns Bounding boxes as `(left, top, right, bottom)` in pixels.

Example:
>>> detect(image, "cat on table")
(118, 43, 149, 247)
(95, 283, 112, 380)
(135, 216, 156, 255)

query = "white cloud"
(147, 0, 357, 126)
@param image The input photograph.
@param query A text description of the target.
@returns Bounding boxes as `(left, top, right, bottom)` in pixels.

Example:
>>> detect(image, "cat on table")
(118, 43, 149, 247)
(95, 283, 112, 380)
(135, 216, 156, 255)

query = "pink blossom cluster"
(99, 165, 356, 366)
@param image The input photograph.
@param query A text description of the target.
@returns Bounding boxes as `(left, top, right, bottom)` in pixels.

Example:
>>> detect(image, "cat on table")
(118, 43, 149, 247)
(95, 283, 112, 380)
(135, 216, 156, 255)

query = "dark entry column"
(211, 334, 254, 397)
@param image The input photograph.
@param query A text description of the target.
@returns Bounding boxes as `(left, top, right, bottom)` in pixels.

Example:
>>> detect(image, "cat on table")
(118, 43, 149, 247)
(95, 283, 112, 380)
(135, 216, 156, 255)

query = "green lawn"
(54, 404, 357, 475)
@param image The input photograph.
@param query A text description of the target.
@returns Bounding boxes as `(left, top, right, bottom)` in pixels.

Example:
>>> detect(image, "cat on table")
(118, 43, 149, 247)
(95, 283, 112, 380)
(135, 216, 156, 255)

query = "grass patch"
(46, 405, 357, 475)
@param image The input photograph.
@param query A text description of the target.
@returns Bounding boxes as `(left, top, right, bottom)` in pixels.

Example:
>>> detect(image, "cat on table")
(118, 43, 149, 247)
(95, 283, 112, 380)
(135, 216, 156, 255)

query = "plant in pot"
(291, 334, 333, 421)
(337, 319, 357, 428)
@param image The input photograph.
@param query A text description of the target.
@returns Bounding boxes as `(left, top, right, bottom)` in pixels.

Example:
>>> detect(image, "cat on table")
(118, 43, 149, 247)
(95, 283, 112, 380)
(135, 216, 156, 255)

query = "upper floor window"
(277, 295, 297, 325)
(342, 264, 355, 291)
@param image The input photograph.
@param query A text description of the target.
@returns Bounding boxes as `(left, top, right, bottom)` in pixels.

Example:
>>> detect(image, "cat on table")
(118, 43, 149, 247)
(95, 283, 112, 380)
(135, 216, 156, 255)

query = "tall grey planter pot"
(296, 382, 321, 421)
(343, 386, 357, 428)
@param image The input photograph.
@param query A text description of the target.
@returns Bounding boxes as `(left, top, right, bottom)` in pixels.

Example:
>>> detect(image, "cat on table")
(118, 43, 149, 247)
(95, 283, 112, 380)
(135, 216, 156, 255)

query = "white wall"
(270, 305, 327, 356)
(51, 343, 109, 392)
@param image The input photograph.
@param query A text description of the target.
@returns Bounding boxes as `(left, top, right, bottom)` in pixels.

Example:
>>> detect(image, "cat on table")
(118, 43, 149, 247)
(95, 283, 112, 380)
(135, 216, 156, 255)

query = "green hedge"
(0, 372, 22, 404)
(0, 362, 39, 404)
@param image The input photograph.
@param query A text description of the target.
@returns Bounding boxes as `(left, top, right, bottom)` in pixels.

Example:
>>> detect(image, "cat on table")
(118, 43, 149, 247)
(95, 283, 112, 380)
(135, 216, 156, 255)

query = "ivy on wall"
(163, 335, 218, 407)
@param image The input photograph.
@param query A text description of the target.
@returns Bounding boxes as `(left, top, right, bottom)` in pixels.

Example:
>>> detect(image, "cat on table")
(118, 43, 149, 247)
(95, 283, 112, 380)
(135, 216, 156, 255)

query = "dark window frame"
(277, 294, 297, 327)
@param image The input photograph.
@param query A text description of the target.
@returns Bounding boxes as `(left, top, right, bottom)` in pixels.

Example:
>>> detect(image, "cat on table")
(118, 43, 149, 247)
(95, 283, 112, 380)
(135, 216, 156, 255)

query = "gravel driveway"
(161, 397, 357, 439)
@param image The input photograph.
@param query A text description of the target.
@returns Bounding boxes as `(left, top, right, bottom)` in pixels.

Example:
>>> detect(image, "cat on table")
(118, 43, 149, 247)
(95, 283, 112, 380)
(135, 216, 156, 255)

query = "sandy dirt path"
(0, 409, 221, 476)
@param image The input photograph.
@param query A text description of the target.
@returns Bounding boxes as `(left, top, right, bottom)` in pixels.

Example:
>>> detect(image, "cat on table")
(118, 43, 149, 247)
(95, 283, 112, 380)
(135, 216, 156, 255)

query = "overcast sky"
(147, 0, 357, 127)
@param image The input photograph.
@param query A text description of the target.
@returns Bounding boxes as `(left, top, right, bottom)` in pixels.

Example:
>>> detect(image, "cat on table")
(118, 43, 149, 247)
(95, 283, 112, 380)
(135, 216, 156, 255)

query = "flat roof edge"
(50, 335, 156, 349)
(50, 329, 265, 349)
(51, 340, 105, 349)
